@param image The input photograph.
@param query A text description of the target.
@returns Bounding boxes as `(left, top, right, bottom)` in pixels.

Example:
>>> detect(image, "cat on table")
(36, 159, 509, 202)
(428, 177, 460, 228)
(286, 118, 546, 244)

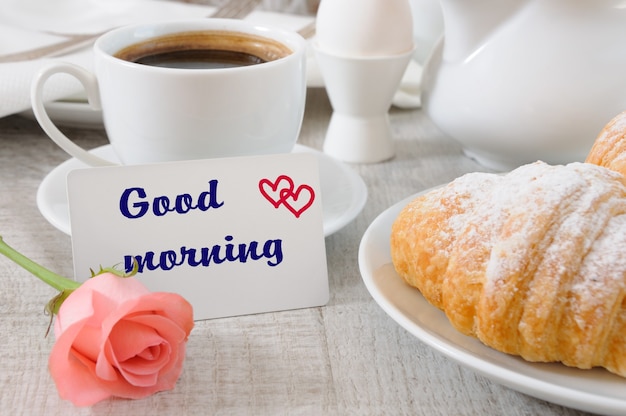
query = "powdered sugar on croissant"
(390, 161, 626, 377)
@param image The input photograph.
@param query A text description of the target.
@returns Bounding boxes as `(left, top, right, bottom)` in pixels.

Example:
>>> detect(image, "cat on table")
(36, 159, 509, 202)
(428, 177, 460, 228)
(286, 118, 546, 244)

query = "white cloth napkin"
(0, 0, 422, 120)
(0, 0, 219, 118)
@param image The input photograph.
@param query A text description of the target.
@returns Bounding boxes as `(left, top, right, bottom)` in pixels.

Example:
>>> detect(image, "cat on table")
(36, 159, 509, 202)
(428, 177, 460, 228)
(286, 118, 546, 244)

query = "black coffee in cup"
(114, 30, 293, 69)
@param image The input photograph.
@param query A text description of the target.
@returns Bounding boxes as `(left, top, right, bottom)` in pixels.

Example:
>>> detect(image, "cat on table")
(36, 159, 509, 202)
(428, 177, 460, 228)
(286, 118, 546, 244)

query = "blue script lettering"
(123, 235, 284, 273)
(119, 180, 224, 219)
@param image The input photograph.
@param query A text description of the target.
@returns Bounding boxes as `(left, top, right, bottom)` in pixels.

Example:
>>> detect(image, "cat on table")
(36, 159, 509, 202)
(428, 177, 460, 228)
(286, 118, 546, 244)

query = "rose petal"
(101, 340, 161, 387)
(55, 273, 149, 337)
(101, 320, 171, 387)
(109, 319, 167, 361)
(103, 342, 188, 400)
(127, 314, 188, 345)
(82, 273, 151, 302)
(111, 347, 166, 387)
(99, 292, 193, 347)
(123, 292, 194, 337)
(49, 320, 112, 406)
(54, 285, 96, 338)
(70, 321, 105, 364)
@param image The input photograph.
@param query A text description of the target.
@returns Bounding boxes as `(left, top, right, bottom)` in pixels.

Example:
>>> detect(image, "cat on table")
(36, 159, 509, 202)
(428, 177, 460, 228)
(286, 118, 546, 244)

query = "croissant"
(586, 110, 626, 177)
(391, 125, 626, 377)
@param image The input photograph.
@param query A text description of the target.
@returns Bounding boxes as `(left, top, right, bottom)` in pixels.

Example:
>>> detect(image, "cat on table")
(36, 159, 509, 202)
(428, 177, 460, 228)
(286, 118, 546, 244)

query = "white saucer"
(358, 190, 626, 416)
(37, 144, 367, 237)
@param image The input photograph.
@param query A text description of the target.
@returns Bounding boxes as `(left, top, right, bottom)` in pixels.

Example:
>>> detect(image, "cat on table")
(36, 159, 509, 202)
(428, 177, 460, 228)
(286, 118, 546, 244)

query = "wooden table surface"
(0, 88, 600, 415)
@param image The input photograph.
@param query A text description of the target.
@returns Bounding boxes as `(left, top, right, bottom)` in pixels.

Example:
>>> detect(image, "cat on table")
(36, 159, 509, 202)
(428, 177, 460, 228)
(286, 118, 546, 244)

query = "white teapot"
(421, 0, 626, 170)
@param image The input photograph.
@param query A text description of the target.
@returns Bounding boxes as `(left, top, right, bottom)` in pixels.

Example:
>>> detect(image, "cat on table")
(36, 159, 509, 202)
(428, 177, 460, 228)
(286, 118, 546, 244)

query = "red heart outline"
(279, 184, 315, 218)
(258, 175, 294, 208)
(258, 175, 315, 218)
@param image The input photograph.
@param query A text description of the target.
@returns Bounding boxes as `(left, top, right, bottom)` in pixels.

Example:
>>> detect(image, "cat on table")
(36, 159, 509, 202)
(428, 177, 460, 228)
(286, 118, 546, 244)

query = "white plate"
(358, 191, 626, 416)
(37, 144, 367, 237)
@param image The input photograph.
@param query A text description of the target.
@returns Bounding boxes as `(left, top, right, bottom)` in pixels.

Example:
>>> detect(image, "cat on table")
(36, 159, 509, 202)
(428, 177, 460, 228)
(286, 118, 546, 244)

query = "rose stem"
(0, 236, 80, 291)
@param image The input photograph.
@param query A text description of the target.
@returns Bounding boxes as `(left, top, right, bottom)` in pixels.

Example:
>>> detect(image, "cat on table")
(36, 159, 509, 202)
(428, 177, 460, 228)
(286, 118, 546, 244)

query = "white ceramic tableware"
(421, 0, 626, 171)
(314, 0, 414, 163)
(314, 48, 414, 163)
(31, 19, 308, 166)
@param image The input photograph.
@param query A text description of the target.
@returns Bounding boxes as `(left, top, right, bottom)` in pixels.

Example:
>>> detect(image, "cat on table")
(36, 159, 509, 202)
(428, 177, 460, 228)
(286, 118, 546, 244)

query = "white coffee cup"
(31, 19, 308, 166)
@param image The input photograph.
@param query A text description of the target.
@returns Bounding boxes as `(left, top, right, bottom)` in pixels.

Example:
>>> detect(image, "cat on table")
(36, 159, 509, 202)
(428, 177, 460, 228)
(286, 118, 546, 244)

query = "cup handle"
(30, 62, 116, 167)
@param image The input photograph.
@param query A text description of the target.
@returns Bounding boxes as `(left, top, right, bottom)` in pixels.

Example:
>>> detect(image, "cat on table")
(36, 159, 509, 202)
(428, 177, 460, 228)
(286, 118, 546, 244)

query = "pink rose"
(48, 272, 194, 406)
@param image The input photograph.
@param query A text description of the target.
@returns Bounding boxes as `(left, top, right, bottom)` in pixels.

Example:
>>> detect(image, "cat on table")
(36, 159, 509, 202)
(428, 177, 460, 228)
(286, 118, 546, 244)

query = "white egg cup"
(314, 45, 414, 163)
